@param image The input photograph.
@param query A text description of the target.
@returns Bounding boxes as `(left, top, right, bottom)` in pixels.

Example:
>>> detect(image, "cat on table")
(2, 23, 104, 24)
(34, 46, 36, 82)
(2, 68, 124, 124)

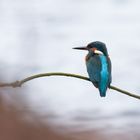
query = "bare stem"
(0, 72, 139, 100)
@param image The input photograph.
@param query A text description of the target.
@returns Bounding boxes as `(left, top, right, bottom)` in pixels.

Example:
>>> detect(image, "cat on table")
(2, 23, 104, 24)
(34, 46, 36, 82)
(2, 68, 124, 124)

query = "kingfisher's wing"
(107, 56, 112, 86)
(86, 55, 101, 88)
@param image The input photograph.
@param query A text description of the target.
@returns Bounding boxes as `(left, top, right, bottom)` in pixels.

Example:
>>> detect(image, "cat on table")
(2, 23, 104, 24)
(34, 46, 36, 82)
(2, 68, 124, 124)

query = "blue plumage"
(73, 41, 112, 97)
(86, 52, 110, 97)
(86, 54, 101, 88)
(99, 55, 109, 96)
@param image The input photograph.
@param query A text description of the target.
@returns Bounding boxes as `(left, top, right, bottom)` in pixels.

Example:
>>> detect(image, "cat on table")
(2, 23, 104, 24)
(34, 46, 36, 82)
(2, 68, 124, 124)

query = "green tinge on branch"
(0, 72, 140, 100)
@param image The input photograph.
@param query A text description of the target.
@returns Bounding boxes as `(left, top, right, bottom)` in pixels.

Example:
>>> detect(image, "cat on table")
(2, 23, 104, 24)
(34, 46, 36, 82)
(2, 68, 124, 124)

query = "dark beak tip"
(72, 47, 87, 50)
(72, 47, 77, 49)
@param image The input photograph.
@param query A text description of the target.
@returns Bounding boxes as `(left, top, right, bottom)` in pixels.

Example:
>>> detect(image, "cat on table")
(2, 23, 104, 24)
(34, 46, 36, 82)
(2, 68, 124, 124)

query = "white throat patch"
(94, 50, 103, 55)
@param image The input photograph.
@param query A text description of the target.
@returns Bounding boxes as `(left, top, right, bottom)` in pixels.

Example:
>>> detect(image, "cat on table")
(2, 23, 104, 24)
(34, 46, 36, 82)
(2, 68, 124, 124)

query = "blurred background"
(0, 0, 140, 139)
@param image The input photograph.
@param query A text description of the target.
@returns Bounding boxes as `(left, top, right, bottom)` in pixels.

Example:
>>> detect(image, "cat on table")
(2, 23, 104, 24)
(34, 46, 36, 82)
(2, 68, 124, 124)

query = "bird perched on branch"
(73, 41, 112, 97)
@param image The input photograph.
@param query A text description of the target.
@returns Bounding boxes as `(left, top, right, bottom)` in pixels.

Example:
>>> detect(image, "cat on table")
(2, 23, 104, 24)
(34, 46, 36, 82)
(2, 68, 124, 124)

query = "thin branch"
(0, 72, 139, 100)
(109, 85, 140, 99)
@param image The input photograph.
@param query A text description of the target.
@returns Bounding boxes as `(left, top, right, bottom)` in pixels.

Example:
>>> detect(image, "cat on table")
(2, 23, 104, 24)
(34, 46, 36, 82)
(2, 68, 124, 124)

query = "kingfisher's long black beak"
(73, 47, 88, 50)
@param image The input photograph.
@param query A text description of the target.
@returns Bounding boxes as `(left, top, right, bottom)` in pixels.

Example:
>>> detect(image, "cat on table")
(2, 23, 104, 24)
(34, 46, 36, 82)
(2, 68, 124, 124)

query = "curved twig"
(0, 72, 139, 100)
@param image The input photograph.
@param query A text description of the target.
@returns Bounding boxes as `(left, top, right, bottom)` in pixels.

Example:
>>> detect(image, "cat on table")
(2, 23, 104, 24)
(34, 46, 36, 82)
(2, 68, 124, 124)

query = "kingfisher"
(73, 41, 112, 97)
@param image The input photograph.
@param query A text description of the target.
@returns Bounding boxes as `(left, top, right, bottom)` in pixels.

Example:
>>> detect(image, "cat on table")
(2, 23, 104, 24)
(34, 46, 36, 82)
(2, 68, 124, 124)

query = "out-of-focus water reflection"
(0, 0, 140, 139)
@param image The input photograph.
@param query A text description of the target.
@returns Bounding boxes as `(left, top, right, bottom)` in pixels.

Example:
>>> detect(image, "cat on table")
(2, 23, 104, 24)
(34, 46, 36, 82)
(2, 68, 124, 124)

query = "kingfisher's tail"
(99, 88, 107, 97)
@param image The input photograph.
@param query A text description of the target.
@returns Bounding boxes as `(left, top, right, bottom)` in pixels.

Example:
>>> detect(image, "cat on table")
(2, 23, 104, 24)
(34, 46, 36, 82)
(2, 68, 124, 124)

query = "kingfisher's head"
(73, 41, 108, 56)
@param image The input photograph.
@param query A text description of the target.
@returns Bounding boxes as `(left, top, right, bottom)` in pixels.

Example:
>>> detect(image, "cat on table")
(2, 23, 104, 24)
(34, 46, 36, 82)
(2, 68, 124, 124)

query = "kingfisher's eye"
(87, 44, 94, 49)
